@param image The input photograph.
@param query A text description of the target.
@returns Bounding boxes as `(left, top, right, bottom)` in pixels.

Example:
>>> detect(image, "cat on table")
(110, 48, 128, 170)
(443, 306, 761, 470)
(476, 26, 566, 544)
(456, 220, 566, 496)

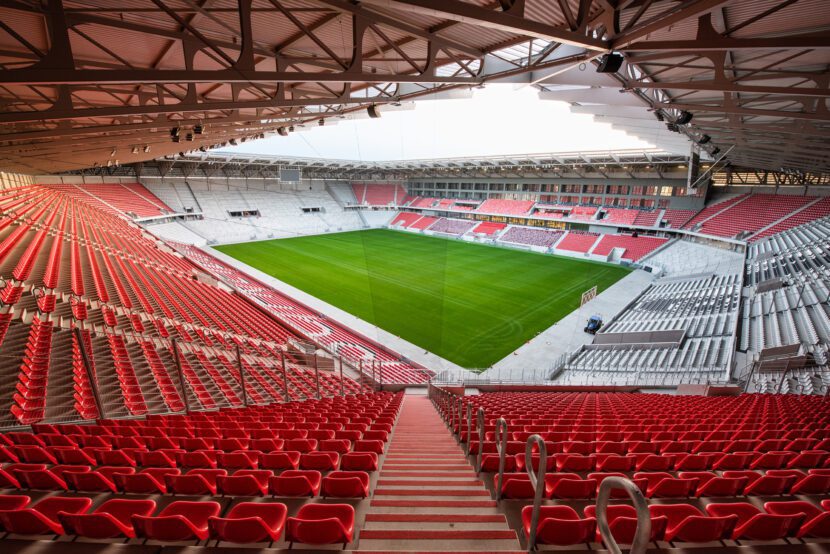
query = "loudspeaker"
(596, 53, 624, 73)
(676, 110, 693, 125)
(277, 127, 289, 137)
(367, 105, 381, 118)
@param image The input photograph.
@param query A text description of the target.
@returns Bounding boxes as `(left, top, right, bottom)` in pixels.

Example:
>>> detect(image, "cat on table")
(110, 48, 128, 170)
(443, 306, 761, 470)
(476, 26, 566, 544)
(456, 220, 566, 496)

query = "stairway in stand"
(358, 394, 521, 552)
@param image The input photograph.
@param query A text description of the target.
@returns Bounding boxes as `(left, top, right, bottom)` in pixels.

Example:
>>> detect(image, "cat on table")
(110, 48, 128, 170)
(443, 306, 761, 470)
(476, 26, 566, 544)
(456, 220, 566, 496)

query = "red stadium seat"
(584, 504, 667, 543)
(115, 468, 180, 494)
(177, 450, 218, 469)
(649, 504, 737, 543)
(299, 451, 339, 471)
(705, 502, 799, 541)
(723, 470, 797, 495)
(133, 500, 221, 541)
(60, 499, 156, 539)
(354, 439, 384, 454)
(588, 472, 647, 498)
(0, 496, 92, 535)
(250, 438, 284, 452)
(679, 471, 747, 497)
(286, 503, 355, 547)
(787, 450, 829, 469)
(321, 471, 370, 498)
(209, 501, 287, 544)
(594, 454, 635, 471)
(750, 451, 795, 470)
(521, 505, 596, 547)
(765, 501, 830, 538)
(340, 452, 378, 471)
(261, 451, 300, 471)
(218, 451, 258, 469)
(499, 473, 535, 498)
(269, 470, 322, 497)
(712, 451, 757, 470)
(217, 469, 272, 496)
(285, 438, 317, 453)
(0, 495, 30, 511)
(16, 468, 69, 491)
(768, 469, 830, 495)
(544, 473, 596, 499)
(634, 472, 697, 498)
(166, 469, 227, 495)
(65, 467, 134, 493)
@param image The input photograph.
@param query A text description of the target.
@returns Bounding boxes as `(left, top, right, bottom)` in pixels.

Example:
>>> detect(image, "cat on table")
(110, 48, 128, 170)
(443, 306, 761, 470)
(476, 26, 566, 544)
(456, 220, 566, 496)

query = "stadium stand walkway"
(358, 394, 521, 551)
(482, 270, 655, 377)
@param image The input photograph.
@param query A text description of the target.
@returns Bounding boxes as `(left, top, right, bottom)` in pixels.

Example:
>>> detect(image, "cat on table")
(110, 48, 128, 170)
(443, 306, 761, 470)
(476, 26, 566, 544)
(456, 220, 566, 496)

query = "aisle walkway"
(358, 394, 521, 551)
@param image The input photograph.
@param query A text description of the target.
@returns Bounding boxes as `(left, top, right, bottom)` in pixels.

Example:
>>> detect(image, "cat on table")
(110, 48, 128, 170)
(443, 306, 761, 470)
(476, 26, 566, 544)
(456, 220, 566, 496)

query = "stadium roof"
(1, 0, 828, 175)
(97, 148, 695, 179)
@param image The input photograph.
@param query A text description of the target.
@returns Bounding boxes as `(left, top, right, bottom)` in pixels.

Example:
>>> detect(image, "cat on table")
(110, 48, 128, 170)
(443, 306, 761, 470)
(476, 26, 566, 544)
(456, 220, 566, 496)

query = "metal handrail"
(456, 397, 464, 438)
(494, 417, 508, 500)
(596, 476, 651, 554)
(464, 403, 473, 455)
(475, 407, 485, 473)
(524, 434, 547, 552)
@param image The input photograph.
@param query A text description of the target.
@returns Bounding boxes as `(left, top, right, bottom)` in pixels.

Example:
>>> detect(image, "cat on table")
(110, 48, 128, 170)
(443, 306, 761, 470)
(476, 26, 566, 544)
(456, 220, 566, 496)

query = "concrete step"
(359, 395, 521, 552)
(358, 535, 520, 551)
(371, 499, 498, 508)
(377, 480, 484, 487)
(366, 514, 507, 524)
(380, 468, 476, 479)
(374, 489, 492, 497)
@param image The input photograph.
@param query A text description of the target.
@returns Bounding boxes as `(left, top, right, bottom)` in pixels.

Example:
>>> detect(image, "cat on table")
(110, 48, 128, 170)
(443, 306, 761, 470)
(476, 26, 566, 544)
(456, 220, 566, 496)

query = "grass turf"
(216, 229, 630, 368)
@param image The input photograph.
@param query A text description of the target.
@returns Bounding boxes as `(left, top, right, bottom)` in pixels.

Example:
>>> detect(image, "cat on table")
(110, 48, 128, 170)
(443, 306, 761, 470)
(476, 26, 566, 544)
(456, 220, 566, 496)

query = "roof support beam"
(624, 34, 830, 52)
(357, 0, 608, 51)
(610, 0, 732, 48)
(654, 102, 830, 122)
(0, 69, 476, 86)
(629, 81, 830, 97)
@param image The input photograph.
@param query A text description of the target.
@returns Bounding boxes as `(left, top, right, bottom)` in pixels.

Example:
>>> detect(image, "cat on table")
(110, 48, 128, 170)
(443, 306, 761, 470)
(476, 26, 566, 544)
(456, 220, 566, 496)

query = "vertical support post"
(475, 408, 485, 473)
(172, 338, 190, 414)
(236, 343, 248, 407)
(339, 355, 345, 397)
(378, 360, 383, 391)
(359, 359, 364, 389)
(525, 435, 548, 552)
(280, 349, 289, 402)
(313, 354, 321, 399)
(73, 327, 105, 420)
(495, 417, 508, 500)
(372, 360, 376, 385)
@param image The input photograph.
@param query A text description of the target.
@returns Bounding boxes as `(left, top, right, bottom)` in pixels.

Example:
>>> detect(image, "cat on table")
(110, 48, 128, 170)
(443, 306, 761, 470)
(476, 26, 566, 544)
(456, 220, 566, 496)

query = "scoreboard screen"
(280, 168, 301, 182)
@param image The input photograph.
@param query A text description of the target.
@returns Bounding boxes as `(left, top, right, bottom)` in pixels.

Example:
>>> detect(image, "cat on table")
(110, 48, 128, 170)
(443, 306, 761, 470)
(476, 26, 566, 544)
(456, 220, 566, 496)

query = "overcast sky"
(223, 85, 656, 161)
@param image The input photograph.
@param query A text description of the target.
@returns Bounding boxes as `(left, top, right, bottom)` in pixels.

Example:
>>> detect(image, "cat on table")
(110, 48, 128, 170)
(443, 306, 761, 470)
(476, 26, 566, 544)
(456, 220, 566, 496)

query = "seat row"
(524, 500, 830, 548)
(1, 463, 374, 498)
(17, 425, 389, 442)
(499, 469, 830, 499)
(0, 495, 355, 547)
(4, 438, 385, 466)
(480, 449, 827, 473)
(472, 435, 830, 454)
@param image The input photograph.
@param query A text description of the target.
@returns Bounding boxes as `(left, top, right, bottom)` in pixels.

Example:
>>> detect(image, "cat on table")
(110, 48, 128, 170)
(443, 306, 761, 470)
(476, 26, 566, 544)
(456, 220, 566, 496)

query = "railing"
(475, 407, 485, 473)
(596, 476, 652, 554)
(431, 365, 731, 388)
(431, 385, 652, 552)
(494, 417, 508, 500)
(523, 434, 547, 552)
(0, 316, 363, 430)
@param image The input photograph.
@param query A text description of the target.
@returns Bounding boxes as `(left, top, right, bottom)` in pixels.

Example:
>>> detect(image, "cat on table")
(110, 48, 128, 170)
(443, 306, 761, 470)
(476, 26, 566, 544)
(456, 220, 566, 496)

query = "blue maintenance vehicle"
(584, 314, 603, 334)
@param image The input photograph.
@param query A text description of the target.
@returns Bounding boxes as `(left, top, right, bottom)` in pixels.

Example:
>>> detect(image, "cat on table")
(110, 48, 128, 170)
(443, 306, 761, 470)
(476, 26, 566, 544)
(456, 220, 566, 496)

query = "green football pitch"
(216, 229, 630, 368)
